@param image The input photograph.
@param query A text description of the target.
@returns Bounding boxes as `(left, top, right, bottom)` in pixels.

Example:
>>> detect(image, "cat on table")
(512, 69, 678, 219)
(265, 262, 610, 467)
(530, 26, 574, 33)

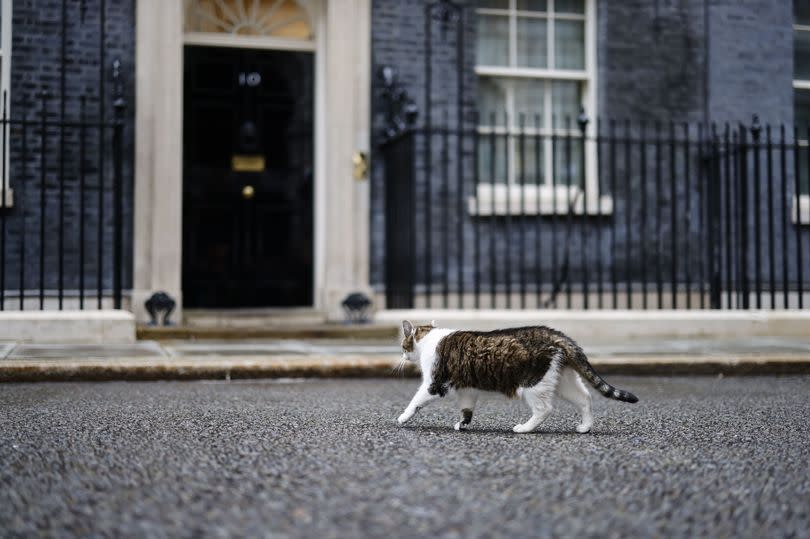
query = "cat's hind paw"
(454, 421, 467, 431)
(576, 423, 592, 434)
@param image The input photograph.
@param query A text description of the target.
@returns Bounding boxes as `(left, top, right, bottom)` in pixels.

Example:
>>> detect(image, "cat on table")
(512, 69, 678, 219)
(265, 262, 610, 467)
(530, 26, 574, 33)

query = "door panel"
(183, 46, 314, 308)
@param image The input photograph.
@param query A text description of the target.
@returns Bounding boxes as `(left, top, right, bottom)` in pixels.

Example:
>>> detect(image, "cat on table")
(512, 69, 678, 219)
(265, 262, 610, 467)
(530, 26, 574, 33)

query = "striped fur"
(428, 325, 638, 403)
(397, 322, 638, 433)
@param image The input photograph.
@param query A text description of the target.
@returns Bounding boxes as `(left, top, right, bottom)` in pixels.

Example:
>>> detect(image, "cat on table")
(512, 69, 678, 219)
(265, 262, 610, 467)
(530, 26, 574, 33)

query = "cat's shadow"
(400, 425, 623, 436)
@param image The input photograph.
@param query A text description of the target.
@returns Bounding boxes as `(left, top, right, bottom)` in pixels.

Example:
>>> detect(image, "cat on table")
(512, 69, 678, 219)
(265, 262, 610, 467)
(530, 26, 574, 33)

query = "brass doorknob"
(241, 185, 255, 199)
(352, 151, 368, 180)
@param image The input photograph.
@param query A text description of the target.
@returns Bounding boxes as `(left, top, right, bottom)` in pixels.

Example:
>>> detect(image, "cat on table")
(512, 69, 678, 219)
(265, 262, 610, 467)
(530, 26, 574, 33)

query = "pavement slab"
(6, 341, 167, 360)
(2, 336, 810, 381)
(164, 336, 810, 358)
(587, 336, 810, 356)
(1, 377, 809, 538)
(0, 343, 14, 360)
(163, 339, 399, 357)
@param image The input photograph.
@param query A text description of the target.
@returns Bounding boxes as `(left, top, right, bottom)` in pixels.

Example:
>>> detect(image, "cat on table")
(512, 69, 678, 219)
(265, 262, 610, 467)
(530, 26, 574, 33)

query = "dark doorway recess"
(183, 46, 314, 308)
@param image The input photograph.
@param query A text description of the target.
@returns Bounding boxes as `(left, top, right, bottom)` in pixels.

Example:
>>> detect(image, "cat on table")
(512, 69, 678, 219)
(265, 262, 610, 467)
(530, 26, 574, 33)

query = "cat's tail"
(567, 347, 639, 403)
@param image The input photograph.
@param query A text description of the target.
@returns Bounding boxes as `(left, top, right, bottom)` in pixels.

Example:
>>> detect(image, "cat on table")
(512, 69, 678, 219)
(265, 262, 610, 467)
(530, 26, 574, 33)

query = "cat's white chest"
(417, 328, 455, 373)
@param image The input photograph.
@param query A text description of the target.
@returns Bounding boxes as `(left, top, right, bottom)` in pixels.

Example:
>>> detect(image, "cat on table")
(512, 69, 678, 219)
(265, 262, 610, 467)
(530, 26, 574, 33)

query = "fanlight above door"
(184, 0, 313, 40)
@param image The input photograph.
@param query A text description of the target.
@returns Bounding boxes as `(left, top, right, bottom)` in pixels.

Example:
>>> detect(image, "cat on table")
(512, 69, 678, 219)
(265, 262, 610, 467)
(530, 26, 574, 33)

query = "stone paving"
(1, 377, 809, 538)
(1, 336, 810, 382)
(1, 336, 809, 360)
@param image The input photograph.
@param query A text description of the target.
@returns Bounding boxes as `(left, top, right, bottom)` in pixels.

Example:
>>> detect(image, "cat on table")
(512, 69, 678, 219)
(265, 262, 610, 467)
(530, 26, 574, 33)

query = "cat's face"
(400, 320, 436, 362)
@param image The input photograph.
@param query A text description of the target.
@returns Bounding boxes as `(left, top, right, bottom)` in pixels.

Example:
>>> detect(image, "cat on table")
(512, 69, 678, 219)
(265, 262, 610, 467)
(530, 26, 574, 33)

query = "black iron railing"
(0, 0, 130, 312)
(381, 115, 810, 310)
(0, 87, 127, 311)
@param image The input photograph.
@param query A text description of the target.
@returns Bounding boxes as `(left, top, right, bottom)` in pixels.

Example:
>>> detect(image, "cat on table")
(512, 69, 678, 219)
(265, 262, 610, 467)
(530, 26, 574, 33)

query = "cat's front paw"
(513, 423, 534, 434)
(454, 421, 467, 431)
(576, 423, 592, 434)
(397, 411, 413, 425)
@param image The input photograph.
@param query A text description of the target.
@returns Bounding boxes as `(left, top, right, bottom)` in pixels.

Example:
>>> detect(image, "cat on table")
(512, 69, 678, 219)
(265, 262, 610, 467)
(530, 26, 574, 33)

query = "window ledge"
(468, 184, 612, 216)
(793, 194, 810, 225)
(0, 187, 13, 209)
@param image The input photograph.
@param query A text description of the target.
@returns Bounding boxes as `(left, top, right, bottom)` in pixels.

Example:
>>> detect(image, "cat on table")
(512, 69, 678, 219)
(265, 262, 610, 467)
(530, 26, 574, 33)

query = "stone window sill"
(468, 184, 612, 216)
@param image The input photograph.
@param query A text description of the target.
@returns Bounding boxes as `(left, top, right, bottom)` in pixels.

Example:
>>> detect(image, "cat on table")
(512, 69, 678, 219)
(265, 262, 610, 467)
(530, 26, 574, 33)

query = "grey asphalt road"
(1, 377, 809, 538)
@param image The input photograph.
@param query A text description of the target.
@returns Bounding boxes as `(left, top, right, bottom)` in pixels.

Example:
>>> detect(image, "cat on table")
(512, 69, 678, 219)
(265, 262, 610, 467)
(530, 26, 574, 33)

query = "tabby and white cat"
(397, 320, 638, 433)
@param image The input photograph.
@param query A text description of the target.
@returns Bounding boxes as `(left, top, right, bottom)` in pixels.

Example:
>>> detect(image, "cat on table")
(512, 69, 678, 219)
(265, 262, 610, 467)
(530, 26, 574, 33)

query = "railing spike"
(751, 114, 762, 140)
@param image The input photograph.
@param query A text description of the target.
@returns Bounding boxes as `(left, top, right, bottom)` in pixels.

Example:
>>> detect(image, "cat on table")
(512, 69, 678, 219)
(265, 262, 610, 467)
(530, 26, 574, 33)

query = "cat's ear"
(430, 320, 437, 328)
(402, 320, 415, 336)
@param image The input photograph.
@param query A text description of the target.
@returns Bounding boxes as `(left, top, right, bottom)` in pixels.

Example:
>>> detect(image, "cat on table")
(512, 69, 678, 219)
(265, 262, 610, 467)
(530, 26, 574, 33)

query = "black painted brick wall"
(708, 0, 793, 126)
(599, 0, 706, 123)
(1, 0, 135, 300)
(370, 0, 810, 296)
(371, 0, 478, 288)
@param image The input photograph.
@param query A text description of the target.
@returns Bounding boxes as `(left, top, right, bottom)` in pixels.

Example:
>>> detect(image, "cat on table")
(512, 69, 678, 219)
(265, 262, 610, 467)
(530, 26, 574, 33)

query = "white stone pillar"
(321, 0, 372, 320)
(132, 0, 184, 322)
(131, 0, 371, 322)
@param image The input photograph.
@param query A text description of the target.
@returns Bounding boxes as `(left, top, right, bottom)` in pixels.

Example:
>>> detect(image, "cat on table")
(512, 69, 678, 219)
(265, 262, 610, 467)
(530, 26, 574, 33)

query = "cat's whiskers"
(392, 356, 408, 376)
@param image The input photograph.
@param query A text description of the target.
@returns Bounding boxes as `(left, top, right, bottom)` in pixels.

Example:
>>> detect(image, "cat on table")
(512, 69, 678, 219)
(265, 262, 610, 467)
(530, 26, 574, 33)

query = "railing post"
(738, 124, 750, 309)
(750, 115, 762, 308)
(708, 125, 723, 309)
(379, 67, 417, 309)
(1, 92, 7, 312)
(19, 97, 29, 310)
(39, 90, 49, 310)
(112, 59, 126, 310)
(383, 130, 416, 309)
(577, 109, 589, 309)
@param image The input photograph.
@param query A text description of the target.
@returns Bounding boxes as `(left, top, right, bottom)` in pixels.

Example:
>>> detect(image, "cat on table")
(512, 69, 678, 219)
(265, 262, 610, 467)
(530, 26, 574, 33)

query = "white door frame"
(132, 0, 371, 322)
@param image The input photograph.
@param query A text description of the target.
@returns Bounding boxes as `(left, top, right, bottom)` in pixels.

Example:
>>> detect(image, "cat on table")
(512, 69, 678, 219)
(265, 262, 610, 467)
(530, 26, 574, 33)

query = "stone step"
(182, 308, 328, 328)
(136, 324, 400, 342)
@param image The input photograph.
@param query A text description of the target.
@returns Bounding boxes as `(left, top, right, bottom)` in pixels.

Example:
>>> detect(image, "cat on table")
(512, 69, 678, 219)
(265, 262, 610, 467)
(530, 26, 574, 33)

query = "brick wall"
(708, 0, 793, 126)
(370, 0, 810, 296)
(599, 0, 706, 123)
(2, 0, 135, 299)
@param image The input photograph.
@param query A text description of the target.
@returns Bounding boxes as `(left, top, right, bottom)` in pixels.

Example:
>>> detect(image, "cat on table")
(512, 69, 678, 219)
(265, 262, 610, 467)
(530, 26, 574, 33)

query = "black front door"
(183, 46, 314, 308)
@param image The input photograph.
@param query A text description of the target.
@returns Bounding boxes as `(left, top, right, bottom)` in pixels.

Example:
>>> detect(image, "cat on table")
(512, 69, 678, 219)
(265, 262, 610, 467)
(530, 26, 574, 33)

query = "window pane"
(478, 77, 508, 126)
(478, 0, 509, 9)
(552, 81, 583, 188)
(553, 138, 583, 187)
(514, 132, 543, 184)
(796, 29, 810, 80)
(516, 17, 548, 68)
(796, 89, 810, 194)
(477, 15, 509, 66)
(800, 146, 810, 195)
(554, 20, 585, 69)
(796, 89, 810, 127)
(478, 133, 509, 183)
(796, 3, 810, 26)
(516, 0, 547, 12)
(555, 0, 584, 14)
(513, 79, 545, 123)
(551, 80, 581, 125)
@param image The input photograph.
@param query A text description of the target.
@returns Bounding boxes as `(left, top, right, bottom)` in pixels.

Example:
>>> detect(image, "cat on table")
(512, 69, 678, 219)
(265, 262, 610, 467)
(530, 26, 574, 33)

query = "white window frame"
(0, 0, 12, 207)
(794, 20, 810, 224)
(470, 0, 607, 216)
